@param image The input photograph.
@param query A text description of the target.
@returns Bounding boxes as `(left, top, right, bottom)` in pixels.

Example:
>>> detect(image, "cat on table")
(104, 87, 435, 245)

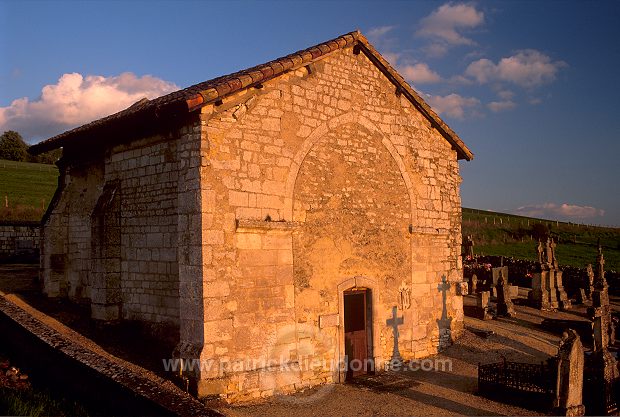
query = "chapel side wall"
(197, 46, 464, 400)
(41, 159, 104, 300)
(106, 135, 181, 325)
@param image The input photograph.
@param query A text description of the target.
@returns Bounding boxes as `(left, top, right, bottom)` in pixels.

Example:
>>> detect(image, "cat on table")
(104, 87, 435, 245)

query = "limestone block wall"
(42, 131, 187, 326)
(193, 46, 465, 400)
(0, 222, 40, 259)
(104, 136, 182, 324)
(42, 160, 104, 300)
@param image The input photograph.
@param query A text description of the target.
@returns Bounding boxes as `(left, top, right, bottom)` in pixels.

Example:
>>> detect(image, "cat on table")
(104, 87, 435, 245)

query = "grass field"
(463, 208, 620, 271)
(0, 159, 58, 221)
(1, 159, 618, 271)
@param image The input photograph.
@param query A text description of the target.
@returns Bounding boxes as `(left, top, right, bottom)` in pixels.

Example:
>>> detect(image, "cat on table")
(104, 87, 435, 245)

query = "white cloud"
(513, 203, 605, 220)
(465, 50, 566, 87)
(422, 43, 449, 58)
(416, 3, 484, 56)
(487, 100, 516, 112)
(448, 74, 474, 85)
(367, 25, 395, 41)
(381, 52, 401, 66)
(497, 90, 514, 100)
(399, 63, 441, 84)
(0, 72, 178, 142)
(426, 93, 480, 119)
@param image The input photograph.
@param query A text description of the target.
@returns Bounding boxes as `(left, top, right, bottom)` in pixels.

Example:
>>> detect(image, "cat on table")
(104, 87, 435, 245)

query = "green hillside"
(0, 160, 618, 272)
(462, 208, 620, 271)
(0, 159, 58, 221)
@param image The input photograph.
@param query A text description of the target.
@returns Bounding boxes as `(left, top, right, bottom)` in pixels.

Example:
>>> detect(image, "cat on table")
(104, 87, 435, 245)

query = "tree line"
(0, 130, 61, 165)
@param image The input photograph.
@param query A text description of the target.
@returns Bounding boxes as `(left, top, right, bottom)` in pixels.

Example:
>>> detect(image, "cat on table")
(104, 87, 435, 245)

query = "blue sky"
(1, 1, 619, 225)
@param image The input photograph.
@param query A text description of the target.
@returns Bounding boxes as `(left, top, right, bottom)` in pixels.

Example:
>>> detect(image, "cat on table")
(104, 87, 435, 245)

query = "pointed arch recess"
(284, 111, 415, 221)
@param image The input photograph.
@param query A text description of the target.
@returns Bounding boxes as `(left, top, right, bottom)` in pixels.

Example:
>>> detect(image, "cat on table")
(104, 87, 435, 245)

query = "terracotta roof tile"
(29, 30, 473, 161)
(260, 67, 274, 78)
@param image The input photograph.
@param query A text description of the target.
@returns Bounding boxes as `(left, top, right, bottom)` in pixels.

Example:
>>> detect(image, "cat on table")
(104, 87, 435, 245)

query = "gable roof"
(29, 31, 473, 161)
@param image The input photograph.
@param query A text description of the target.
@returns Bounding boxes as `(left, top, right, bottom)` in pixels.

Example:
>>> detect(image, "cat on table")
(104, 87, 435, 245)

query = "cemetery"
(462, 238, 619, 416)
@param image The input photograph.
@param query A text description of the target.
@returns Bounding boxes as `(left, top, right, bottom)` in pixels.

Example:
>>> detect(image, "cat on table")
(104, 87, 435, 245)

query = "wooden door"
(344, 289, 369, 379)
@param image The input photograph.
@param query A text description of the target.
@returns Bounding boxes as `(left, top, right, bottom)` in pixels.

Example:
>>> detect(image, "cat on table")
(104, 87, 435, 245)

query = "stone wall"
(0, 221, 40, 260)
(42, 159, 104, 300)
(106, 136, 182, 324)
(42, 129, 191, 326)
(190, 45, 465, 400)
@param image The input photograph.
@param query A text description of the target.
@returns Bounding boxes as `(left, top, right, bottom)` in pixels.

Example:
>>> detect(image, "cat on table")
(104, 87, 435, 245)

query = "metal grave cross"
(386, 306, 404, 364)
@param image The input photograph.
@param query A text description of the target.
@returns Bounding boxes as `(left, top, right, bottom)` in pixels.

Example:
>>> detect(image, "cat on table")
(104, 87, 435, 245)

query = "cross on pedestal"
(386, 306, 404, 366)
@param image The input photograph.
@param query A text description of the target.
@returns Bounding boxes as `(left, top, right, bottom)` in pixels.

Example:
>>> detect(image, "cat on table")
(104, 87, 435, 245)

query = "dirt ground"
(1, 264, 618, 416)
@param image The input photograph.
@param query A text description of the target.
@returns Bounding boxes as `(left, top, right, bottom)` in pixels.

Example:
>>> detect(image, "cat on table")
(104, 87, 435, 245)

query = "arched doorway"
(343, 287, 373, 380)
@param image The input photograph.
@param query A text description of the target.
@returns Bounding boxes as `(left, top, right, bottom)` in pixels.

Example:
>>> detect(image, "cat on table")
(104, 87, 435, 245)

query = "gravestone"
(472, 291, 491, 320)
(587, 244, 615, 346)
(554, 329, 585, 416)
(529, 270, 552, 310)
(496, 271, 515, 317)
(529, 239, 571, 310)
(588, 312, 619, 415)
(508, 285, 519, 299)
(492, 266, 509, 286)
(575, 288, 587, 305)
(555, 269, 572, 310)
(547, 270, 560, 309)
(588, 247, 618, 415)
(470, 274, 478, 294)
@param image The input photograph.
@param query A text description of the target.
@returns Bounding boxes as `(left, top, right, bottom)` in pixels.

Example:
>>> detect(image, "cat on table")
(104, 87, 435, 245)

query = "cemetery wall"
(0, 221, 40, 260)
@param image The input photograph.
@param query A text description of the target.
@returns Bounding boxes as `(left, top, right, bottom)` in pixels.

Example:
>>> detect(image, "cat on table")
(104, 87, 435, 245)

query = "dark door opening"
(344, 288, 373, 380)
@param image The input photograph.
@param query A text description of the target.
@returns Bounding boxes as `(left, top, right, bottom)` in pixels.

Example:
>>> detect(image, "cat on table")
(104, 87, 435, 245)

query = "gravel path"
(213, 297, 619, 417)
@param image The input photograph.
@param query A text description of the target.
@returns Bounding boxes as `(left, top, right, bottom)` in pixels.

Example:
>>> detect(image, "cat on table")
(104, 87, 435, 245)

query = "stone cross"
(537, 240, 544, 264)
(586, 264, 594, 288)
(463, 235, 474, 258)
(546, 238, 553, 267)
(550, 238, 558, 268)
(386, 306, 404, 365)
(594, 242, 607, 289)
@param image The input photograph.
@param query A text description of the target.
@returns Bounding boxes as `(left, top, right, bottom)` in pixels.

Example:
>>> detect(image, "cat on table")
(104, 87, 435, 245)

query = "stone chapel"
(29, 31, 474, 400)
